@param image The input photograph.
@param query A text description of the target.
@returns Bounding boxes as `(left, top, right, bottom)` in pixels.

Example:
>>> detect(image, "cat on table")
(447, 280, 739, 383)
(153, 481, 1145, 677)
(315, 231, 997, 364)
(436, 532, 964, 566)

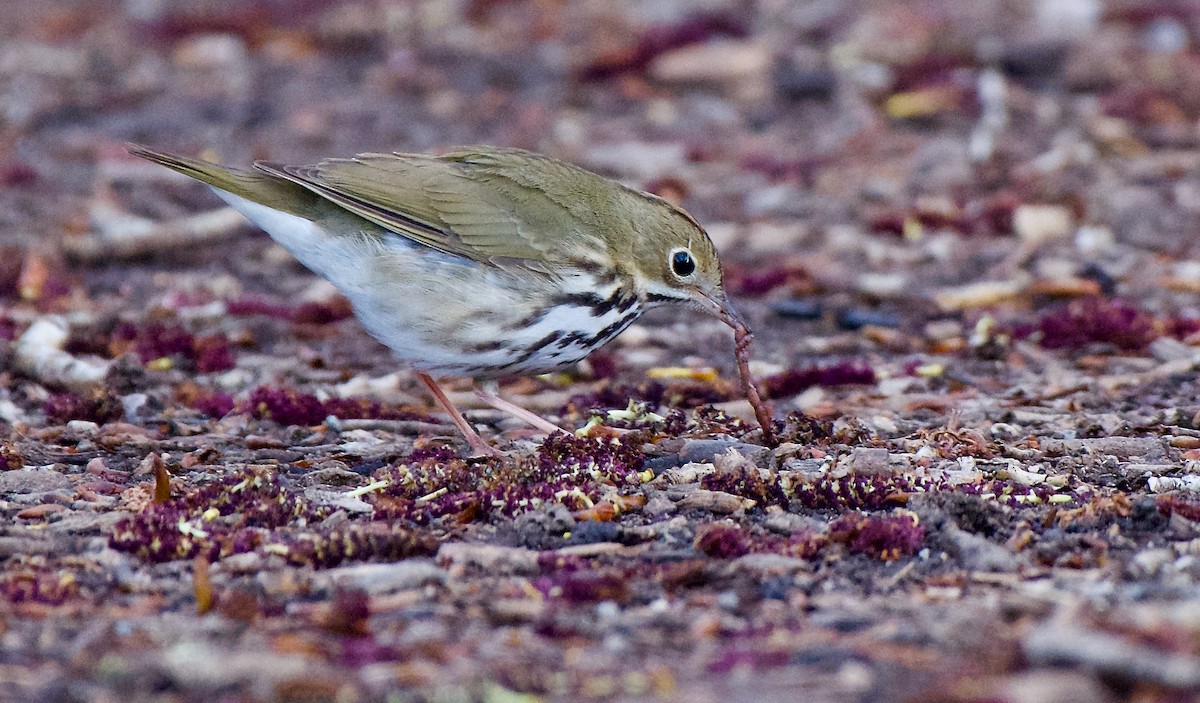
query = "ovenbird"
(128, 144, 767, 454)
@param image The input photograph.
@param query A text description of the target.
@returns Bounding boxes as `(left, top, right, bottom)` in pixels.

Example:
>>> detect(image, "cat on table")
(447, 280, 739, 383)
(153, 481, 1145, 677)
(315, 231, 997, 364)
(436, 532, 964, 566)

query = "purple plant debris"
(44, 389, 124, 425)
(762, 361, 877, 399)
(1018, 297, 1159, 352)
(370, 434, 648, 524)
(830, 512, 925, 561)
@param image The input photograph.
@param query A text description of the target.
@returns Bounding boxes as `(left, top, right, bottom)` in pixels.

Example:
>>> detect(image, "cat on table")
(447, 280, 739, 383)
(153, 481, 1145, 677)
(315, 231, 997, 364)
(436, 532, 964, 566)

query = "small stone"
(774, 65, 836, 101)
(1144, 17, 1189, 54)
(770, 300, 822, 320)
(486, 598, 545, 624)
(835, 308, 900, 330)
(742, 222, 809, 255)
(304, 488, 374, 515)
(1024, 622, 1200, 688)
(649, 40, 772, 97)
(1074, 225, 1115, 255)
(437, 543, 539, 575)
(1033, 0, 1101, 37)
(0, 468, 72, 494)
(1041, 437, 1166, 461)
(678, 439, 768, 465)
(313, 560, 445, 595)
(1149, 337, 1200, 363)
(942, 524, 1016, 571)
(1013, 204, 1073, 245)
(16, 503, 68, 520)
(844, 447, 891, 475)
(676, 489, 755, 514)
(172, 34, 248, 70)
(732, 554, 812, 573)
(162, 641, 326, 691)
(642, 494, 677, 517)
(763, 508, 824, 535)
(583, 142, 686, 182)
(991, 671, 1115, 703)
(934, 279, 1027, 311)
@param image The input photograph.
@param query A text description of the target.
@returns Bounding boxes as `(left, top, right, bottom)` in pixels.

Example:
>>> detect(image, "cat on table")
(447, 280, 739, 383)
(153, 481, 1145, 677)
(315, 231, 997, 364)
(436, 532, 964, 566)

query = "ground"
(3, 1, 1200, 701)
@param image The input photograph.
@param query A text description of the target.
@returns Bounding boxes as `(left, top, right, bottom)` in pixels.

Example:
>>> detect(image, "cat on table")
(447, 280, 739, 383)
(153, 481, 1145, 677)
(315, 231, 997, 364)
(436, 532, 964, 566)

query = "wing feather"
(252, 148, 613, 272)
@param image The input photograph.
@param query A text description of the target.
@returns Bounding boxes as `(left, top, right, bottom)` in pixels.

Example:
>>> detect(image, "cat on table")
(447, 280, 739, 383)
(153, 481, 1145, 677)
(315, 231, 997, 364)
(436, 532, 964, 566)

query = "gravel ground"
(4, 1, 1200, 701)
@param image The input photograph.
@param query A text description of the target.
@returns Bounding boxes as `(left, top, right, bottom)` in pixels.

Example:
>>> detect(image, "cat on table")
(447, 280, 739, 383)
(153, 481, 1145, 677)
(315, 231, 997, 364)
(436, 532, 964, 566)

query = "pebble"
(311, 559, 445, 595)
(162, 641, 325, 691)
(172, 34, 249, 71)
(989, 671, 1116, 703)
(1149, 337, 1200, 363)
(842, 447, 891, 475)
(0, 467, 72, 494)
(676, 489, 755, 514)
(486, 598, 545, 624)
(15, 503, 68, 520)
(774, 65, 837, 101)
(649, 40, 772, 94)
(1040, 437, 1166, 460)
(1144, 17, 1189, 54)
(303, 488, 374, 515)
(998, 40, 1070, 79)
(1024, 622, 1200, 688)
(934, 278, 1027, 311)
(1074, 225, 1115, 255)
(744, 184, 814, 218)
(677, 439, 768, 465)
(940, 523, 1017, 571)
(1013, 204, 1073, 245)
(731, 553, 813, 573)
(1033, 0, 1101, 37)
(769, 299, 822, 320)
(835, 308, 900, 330)
(854, 272, 910, 298)
(437, 543, 539, 575)
(583, 142, 687, 181)
(747, 223, 810, 255)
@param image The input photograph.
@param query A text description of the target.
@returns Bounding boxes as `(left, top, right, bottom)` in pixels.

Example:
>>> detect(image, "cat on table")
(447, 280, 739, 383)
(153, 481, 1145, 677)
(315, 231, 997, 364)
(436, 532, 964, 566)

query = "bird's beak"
(690, 287, 748, 332)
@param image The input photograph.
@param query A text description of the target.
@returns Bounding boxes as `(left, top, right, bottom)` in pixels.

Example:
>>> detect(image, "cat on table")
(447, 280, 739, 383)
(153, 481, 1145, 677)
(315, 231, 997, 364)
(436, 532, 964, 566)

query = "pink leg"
(417, 373, 502, 457)
(475, 387, 570, 437)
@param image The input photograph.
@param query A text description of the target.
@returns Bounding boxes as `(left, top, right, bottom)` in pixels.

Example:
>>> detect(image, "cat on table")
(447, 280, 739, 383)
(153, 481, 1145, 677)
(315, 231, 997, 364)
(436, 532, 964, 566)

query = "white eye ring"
(670, 248, 696, 279)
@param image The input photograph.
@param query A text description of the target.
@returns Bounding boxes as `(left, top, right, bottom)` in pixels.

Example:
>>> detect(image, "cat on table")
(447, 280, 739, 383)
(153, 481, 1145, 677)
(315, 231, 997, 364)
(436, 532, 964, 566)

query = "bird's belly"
(212, 190, 368, 287)
(209, 188, 642, 377)
(352, 269, 642, 378)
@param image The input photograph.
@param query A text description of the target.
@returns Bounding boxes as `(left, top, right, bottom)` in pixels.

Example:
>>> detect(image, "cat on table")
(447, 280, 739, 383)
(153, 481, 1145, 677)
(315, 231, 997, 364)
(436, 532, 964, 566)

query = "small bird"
(128, 144, 752, 455)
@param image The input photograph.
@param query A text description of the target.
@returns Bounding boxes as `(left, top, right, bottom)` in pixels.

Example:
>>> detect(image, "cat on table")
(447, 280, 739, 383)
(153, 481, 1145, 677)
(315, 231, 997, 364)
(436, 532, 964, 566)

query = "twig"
(64, 199, 246, 262)
(15, 316, 111, 391)
(732, 324, 778, 446)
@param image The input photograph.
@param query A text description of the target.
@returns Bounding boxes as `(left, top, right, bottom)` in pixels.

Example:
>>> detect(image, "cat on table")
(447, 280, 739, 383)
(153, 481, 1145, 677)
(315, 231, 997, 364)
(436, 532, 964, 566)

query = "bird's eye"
(671, 249, 696, 278)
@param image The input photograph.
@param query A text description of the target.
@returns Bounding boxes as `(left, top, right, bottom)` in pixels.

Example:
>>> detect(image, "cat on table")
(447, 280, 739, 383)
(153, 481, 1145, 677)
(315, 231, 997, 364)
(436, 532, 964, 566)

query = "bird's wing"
(254, 147, 610, 272)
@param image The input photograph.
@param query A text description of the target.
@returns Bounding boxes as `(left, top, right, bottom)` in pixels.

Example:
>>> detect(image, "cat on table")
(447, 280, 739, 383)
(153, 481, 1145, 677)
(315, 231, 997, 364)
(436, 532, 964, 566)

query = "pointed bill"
(689, 287, 748, 332)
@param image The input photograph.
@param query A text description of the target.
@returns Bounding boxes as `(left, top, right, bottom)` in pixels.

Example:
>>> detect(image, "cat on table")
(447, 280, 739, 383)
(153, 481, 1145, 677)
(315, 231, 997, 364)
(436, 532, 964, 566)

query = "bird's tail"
(126, 144, 293, 206)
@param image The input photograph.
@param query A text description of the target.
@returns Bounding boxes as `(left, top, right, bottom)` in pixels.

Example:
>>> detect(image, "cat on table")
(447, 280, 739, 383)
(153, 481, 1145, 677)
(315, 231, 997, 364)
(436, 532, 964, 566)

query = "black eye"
(671, 249, 695, 277)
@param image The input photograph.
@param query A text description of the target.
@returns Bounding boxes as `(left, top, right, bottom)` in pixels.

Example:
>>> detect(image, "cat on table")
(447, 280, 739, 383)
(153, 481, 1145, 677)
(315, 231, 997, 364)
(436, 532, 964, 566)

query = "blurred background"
(2, 0, 1200, 358)
(7, 5, 1200, 701)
